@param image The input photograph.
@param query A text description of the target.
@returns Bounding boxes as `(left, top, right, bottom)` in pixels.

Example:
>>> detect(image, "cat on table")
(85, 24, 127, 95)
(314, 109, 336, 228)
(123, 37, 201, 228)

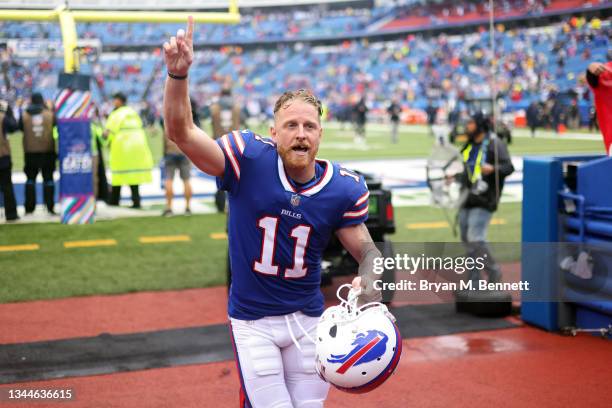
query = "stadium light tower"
(0, 0, 241, 73)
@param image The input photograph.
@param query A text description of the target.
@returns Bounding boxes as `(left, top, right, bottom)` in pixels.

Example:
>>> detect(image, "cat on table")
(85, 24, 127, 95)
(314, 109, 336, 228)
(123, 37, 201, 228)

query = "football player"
(163, 17, 382, 407)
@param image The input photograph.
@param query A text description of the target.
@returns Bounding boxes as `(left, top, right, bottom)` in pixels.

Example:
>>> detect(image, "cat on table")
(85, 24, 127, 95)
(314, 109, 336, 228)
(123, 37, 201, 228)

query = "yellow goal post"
(0, 1, 240, 72)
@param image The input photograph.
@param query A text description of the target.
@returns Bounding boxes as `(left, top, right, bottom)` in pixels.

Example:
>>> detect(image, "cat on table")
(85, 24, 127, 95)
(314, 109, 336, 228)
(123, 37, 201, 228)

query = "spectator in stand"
(2, 14, 610, 133)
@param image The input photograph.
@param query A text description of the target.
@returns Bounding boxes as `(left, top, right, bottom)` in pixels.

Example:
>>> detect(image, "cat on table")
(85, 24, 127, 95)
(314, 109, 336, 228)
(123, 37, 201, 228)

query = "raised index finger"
(186, 15, 194, 42)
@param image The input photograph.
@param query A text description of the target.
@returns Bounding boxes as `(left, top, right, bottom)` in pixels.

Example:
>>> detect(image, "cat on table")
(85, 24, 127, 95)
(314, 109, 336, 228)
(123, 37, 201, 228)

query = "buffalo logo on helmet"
(316, 284, 402, 393)
(327, 330, 388, 374)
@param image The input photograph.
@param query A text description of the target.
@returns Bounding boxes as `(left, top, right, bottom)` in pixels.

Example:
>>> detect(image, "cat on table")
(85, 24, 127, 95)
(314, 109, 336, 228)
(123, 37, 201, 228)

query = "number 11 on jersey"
(253, 216, 312, 279)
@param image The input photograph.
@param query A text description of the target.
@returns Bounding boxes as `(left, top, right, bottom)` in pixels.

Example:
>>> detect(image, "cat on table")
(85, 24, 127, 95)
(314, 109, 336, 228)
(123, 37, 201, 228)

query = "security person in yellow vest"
(104, 92, 153, 208)
(19, 93, 57, 215)
(210, 87, 241, 212)
(0, 101, 20, 221)
(459, 112, 514, 285)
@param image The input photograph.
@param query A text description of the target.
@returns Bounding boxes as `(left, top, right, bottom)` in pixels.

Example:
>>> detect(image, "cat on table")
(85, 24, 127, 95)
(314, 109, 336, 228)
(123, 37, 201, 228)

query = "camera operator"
(459, 112, 514, 285)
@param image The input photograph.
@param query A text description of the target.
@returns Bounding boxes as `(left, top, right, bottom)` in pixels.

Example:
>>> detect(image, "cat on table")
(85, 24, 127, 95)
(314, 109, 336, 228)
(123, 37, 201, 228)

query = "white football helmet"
(315, 284, 402, 393)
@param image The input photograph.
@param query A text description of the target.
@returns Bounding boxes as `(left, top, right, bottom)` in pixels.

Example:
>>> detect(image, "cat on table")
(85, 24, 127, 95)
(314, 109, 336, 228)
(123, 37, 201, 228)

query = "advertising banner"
(55, 73, 95, 224)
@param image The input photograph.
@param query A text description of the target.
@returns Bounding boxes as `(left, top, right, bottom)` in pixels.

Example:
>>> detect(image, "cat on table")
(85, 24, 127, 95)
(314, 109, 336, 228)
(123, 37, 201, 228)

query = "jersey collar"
(277, 156, 333, 197)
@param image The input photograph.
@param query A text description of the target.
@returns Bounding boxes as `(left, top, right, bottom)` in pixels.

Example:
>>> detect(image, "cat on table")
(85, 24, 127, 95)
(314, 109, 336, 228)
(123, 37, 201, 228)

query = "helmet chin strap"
(336, 284, 392, 321)
(284, 313, 315, 352)
(293, 284, 398, 355)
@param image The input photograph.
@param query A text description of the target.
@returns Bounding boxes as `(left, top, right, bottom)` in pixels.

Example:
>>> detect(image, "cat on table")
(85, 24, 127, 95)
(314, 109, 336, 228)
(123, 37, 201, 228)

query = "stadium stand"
(1, 0, 608, 45)
(0, 0, 610, 124)
(380, 0, 609, 31)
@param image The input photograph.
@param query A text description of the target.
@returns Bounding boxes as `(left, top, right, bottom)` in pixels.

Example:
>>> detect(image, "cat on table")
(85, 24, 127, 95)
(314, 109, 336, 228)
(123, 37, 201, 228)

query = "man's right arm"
(162, 16, 224, 177)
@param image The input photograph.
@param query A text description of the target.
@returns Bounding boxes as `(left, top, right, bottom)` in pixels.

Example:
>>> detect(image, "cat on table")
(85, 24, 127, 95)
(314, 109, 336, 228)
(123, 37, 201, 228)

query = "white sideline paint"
(3, 157, 524, 223)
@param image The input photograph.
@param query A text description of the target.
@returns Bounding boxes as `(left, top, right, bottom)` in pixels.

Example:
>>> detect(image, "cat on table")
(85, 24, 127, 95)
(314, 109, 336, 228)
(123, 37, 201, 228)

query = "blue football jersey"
(216, 130, 369, 320)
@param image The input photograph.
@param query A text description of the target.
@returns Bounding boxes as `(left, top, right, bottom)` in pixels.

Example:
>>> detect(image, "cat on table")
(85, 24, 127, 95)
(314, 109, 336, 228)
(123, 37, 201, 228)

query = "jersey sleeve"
(215, 129, 253, 194)
(337, 171, 370, 229)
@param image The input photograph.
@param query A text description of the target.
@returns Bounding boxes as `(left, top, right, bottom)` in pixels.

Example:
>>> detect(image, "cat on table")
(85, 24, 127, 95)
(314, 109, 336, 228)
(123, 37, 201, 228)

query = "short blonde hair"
(274, 89, 322, 118)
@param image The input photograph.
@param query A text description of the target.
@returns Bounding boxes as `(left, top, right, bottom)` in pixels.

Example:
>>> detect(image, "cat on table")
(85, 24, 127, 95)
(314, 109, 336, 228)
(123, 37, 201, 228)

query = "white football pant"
(229, 311, 330, 408)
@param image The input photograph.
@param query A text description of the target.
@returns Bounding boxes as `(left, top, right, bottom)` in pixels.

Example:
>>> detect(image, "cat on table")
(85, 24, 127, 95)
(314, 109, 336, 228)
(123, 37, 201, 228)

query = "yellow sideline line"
(406, 221, 449, 229)
(210, 232, 228, 240)
(406, 219, 506, 230)
(64, 239, 117, 248)
(490, 219, 507, 225)
(139, 235, 192, 244)
(0, 244, 40, 252)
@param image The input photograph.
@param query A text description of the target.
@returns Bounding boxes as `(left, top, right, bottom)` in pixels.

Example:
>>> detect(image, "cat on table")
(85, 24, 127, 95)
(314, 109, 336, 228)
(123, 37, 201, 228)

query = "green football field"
(0, 203, 521, 303)
(6, 122, 605, 169)
(0, 122, 605, 303)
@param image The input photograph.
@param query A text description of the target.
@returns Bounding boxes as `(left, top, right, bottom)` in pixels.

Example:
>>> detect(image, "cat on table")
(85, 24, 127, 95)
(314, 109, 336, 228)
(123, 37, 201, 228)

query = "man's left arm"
(336, 223, 382, 305)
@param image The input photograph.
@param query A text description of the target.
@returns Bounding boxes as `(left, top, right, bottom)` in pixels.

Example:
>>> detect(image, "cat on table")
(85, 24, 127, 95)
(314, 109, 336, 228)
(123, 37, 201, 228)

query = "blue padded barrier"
(521, 157, 564, 331)
(564, 217, 612, 239)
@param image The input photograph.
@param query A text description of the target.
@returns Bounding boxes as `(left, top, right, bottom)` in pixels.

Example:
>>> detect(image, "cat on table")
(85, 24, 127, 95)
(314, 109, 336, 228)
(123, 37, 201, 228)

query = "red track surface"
(0, 279, 356, 344)
(2, 327, 611, 408)
(1, 285, 611, 407)
(0, 287, 229, 344)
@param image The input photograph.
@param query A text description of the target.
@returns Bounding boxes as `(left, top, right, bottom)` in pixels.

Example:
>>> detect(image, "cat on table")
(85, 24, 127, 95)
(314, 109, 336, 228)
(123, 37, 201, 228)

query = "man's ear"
(270, 125, 277, 141)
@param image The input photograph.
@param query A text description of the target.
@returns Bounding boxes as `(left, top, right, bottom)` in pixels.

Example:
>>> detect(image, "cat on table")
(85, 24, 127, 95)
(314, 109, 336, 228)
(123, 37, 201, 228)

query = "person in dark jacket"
(0, 100, 20, 221)
(18, 92, 57, 215)
(526, 101, 541, 137)
(353, 97, 368, 143)
(459, 112, 514, 285)
(387, 97, 401, 144)
(426, 101, 438, 136)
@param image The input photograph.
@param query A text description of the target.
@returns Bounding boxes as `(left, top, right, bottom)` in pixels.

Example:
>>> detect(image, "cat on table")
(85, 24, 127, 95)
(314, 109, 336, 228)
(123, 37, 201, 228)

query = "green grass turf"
(6, 123, 604, 170)
(0, 203, 521, 303)
(392, 202, 521, 243)
(391, 202, 522, 264)
(0, 213, 227, 303)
